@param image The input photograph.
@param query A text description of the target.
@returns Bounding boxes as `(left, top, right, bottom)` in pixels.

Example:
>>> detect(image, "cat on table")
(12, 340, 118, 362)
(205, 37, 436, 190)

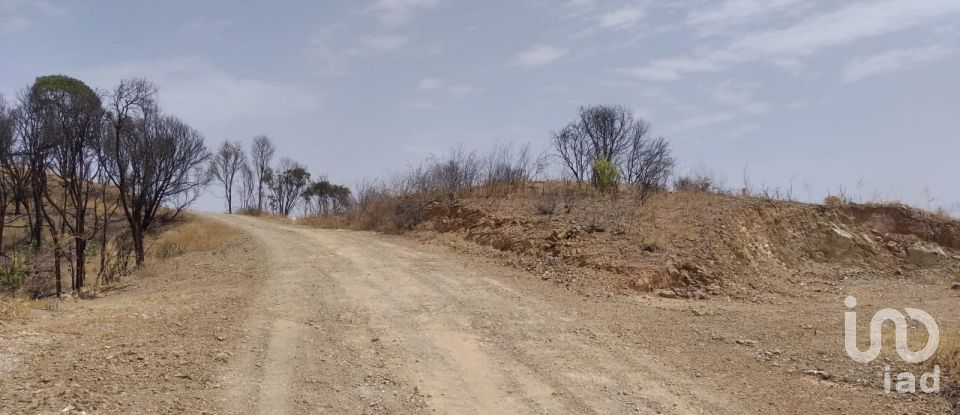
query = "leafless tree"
(0, 102, 29, 226)
(237, 162, 257, 211)
(102, 79, 155, 268)
(13, 87, 56, 251)
(0, 101, 28, 219)
(104, 80, 210, 266)
(0, 95, 14, 255)
(482, 143, 547, 196)
(579, 105, 638, 162)
(250, 135, 275, 212)
(622, 136, 674, 201)
(33, 75, 105, 294)
(420, 146, 482, 196)
(553, 105, 654, 189)
(208, 140, 246, 214)
(552, 123, 592, 184)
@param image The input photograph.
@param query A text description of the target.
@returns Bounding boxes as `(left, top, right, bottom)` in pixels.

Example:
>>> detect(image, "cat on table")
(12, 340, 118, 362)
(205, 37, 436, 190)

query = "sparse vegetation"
(592, 157, 619, 194)
(551, 105, 675, 198)
(208, 140, 246, 214)
(151, 215, 235, 260)
(0, 75, 210, 298)
(0, 252, 25, 292)
(535, 192, 559, 215)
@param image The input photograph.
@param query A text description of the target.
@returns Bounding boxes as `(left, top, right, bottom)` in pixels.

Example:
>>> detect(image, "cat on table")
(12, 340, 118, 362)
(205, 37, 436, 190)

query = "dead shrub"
(824, 195, 843, 206)
(393, 197, 426, 231)
(481, 143, 548, 197)
(925, 329, 960, 385)
(536, 193, 559, 215)
(673, 175, 713, 193)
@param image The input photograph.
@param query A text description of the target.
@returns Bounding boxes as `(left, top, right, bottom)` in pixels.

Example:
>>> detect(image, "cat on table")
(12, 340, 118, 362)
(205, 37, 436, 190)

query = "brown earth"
(0, 210, 956, 414)
(407, 191, 960, 301)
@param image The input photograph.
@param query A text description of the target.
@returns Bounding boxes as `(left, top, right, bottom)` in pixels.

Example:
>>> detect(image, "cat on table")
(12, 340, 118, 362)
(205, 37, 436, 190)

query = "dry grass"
(299, 215, 348, 229)
(0, 297, 56, 320)
(236, 208, 290, 221)
(873, 322, 960, 388)
(150, 215, 236, 259)
(927, 328, 960, 381)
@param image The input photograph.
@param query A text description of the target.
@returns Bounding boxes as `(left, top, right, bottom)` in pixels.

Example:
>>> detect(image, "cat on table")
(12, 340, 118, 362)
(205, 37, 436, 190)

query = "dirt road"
(212, 214, 733, 414)
(0, 214, 951, 414)
(208, 215, 951, 414)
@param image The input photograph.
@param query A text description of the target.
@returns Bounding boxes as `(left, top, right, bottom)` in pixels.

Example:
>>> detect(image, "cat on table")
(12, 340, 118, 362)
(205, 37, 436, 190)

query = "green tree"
(592, 157, 619, 194)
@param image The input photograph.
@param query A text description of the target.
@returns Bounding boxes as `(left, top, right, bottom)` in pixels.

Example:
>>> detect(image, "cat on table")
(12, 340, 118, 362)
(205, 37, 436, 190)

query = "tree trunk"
(13, 185, 23, 215)
(31, 189, 43, 249)
(99, 203, 109, 283)
(54, 247, 62, 298)
(0, 191, 6, 256)
(74, 216, 86, 293)
(132, 225, 145, 267)
(257, 181, 263, 212)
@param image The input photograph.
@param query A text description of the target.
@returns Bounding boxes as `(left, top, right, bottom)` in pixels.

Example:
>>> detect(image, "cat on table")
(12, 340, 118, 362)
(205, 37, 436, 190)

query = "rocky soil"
(410, 191, 960, 302)
(0, 206, 956, 414)
(0, 227, 265, 414)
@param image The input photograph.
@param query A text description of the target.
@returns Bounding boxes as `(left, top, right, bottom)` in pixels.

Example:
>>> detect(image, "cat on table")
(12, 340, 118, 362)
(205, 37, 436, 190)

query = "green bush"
(592, 157, 619, 194)
(0, 254, 25, 292)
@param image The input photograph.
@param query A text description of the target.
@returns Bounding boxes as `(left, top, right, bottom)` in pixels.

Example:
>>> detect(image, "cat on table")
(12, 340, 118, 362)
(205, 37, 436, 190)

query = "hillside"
(398, 189, 960, 300)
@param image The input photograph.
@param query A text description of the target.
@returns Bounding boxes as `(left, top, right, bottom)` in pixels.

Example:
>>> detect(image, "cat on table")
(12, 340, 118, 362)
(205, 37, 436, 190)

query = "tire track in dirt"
(212, 214, 734, 414)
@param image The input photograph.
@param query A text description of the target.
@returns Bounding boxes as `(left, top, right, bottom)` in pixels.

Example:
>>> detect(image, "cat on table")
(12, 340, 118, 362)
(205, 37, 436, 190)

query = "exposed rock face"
(815, 225, 873, 262)
(906, 244, 947, 266)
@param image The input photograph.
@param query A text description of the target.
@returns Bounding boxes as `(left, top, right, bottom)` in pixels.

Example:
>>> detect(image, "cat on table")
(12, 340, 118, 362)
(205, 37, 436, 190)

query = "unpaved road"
(0, 214, 952, 414)
(209, 215, 951, 414)
(213, 214, 732, 414)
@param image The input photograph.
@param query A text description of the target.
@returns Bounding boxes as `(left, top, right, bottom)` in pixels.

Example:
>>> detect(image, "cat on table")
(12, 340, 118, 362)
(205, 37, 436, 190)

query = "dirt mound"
(409, 192, 960, 298)
(841, 203, 960, 249)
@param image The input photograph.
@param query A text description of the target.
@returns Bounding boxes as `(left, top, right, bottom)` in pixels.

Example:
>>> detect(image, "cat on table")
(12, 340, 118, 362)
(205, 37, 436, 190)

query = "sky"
(1, 0, 958, 213)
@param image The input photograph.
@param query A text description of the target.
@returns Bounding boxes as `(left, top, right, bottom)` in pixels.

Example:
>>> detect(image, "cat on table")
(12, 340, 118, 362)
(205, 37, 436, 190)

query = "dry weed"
(150, 216, 236, 259)
(926, 328, 960, 382)
(0, 297, 56, 320)
(299, 215, 347, 228)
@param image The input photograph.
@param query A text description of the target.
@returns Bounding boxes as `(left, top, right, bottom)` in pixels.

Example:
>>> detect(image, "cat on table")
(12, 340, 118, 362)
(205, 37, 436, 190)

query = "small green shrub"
(592, 157, 619, 194)
(0, 254, 26, 292)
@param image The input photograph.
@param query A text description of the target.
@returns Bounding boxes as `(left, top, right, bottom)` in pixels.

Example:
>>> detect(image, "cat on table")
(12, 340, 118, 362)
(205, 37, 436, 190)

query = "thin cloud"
(667, 111, 740, 132)
(842, 44, 955, 82)
(305, 27, 438, 77)
(417, 77, 443, 90)
(616, 66, 683, 82)
(304, 26, 351, 77)
(181, 18, 233, 38)
(686, 0, 810, 36)
(621, 0, 960, 80)
(414, 77, 483, 104)
(598, 6, 645, 30)
(359, 34, 410, 52)
(511, 45, 569, 68)
(0, 0, 65, 33)
(370, 0, 443, 26)
(82, 57, 321, 132)
(709, 80, 771, 114)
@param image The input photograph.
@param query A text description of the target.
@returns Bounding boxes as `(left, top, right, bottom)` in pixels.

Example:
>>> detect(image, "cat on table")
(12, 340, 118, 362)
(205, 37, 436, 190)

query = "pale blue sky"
(1, 0, 958, 212)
